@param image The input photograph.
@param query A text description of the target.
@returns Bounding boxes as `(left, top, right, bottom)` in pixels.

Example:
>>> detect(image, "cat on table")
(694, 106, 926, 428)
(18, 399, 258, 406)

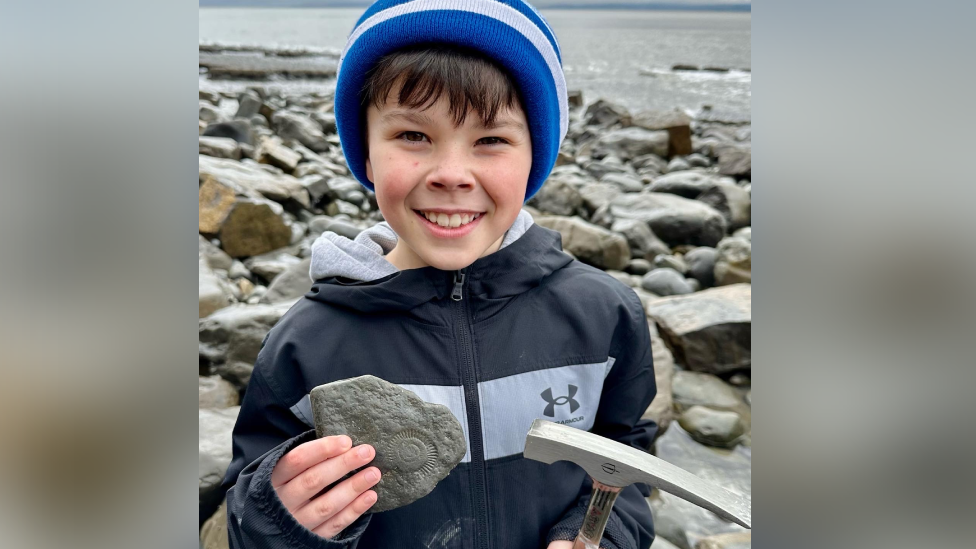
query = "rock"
(684, 247, 718, 289)
(649, 172, 734, 199)
(609, 193, 727, 248)
(578, 182, 622, 214)
(583, 98, 632, 127)
(624, 258, 653, 275)
(199, 407, 240, 524)
(645, 284, 751, 374)
(654, 254, 689, 275)
(640, 268, 694, 296)
(695, 532, 751, 549)
(672, 371, 745, 412)
(272, 110, 330, 153)
(235, 90, 263, 119)
(697, 184, 751, 231)
(732, 227, 751, 241)
(326, 199, 361, 218)
(199, 155, 310, 209)
(611, 219, 670, 260)
(209, 194, 292, 258)
(641, 320, 676, 435)
(311, 111, 337, 134)
(199, 302, 294, 388)
(310, 375, 466, 513)
(650, 536, 683, 549)
(200, 499, 229, 549)
(200, 89, 222, 105)
(717, 146, 751, 178)
(595, 127, 670, 161)
(199, 234, 233, 271)
(228, 260, 251, 280)
(631, 108, 693, 157)
(633, 154, 669, 174)
(199, 262, 234, 318)
(200, 102, 223, 124)
(678, 406, 746, 448)
(199, 136, 241, 160)
(324, 219, 364, 240)
(666, 157, 691, 173)
(203, 120, 255, 146)
(601, 173, 644, 193)
(535, 215, 631, 271)
(714, 237, 751, 286)
(256, 136, 301, 173)
(606, 270, 638, 288)
(243, 249, 302, 283)
(199, 375, 239, 409)
(527, 175, 584, 216)
(649, 422, 749, 549)
(686, 153, 710, 168)
(672, 63, 699, 71)
(568, 89, 584, 108)
(583, 157, 632, 180)
(261, 257, 313, 303)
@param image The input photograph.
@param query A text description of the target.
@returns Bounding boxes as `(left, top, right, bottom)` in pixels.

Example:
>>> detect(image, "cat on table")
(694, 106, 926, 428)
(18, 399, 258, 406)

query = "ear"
(365, 157, 374, 183)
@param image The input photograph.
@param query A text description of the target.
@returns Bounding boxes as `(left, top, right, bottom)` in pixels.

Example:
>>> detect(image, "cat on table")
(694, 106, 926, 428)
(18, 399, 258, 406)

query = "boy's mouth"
(413, 210, 484, 229)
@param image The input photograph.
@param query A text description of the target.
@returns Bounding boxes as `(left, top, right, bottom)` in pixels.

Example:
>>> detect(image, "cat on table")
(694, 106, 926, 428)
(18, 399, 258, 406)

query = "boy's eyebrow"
(380, 110, 435, 126)
(478, 118, 527, 133)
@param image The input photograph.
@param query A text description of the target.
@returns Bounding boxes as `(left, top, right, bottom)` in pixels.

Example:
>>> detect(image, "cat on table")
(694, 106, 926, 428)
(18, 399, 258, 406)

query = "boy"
(222, 1, 658, 548)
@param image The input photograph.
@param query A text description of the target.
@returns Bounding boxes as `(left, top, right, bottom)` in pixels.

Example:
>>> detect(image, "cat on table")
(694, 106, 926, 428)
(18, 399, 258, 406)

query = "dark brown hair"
(360, 44, 524, 129)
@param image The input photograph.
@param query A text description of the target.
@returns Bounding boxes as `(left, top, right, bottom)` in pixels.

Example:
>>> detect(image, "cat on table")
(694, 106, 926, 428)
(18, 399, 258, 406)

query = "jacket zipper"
(452, 268, 489, 549)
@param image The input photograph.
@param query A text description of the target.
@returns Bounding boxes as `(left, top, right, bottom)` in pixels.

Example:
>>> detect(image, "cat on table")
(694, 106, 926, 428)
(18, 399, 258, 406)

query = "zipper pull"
(451, 270, 466, 301)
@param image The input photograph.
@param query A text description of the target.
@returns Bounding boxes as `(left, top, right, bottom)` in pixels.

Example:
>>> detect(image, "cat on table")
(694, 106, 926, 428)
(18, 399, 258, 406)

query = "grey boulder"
(610, 192, 727, 248)
(310, 375, 466, 513)
(641, 268, 694, 296)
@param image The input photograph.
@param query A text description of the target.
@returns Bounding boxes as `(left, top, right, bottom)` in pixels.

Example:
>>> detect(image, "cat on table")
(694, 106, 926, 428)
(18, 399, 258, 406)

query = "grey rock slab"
(678, 406, 747, 449)
(697, 184, 751, 232)
(534, 215, 631, 271)
(310, 375, 466, 513)
(649, 422, 750, 549)
(260, 257, 313, 303)
(527, 175, 585, 216)
(654, 254, 689, 275)
(641, 268, 694, 296)
(695, 532, 751, 549)
(714, 237, 751, 286)
(272, 110, 330, 153)
(641, 320, 676, 435)
(610, 192, 727, 248)
(200, 136, 242, 160)
(199, 301, 295, 388)
(199, 407, 240, 521)
(645, 284, 751, 374)
(601, 172, 644, 193)
(611, 218, 670, 260)
(649, 172, 734, 200)
(625, 258, 654, 276)
(199, 375, 240, 409)
(199, 154, 309, 209)
(672, 371, 744, 413)
(684, 247, 718, 289)
(595, 127, 670, 161)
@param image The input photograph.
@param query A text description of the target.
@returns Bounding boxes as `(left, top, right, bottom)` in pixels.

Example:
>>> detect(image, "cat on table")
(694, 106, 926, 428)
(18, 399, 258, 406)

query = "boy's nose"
(426, 146, 476, 192)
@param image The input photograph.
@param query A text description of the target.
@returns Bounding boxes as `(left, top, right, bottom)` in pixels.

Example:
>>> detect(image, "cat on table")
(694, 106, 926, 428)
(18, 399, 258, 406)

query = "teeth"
(419, 211, 481, 228)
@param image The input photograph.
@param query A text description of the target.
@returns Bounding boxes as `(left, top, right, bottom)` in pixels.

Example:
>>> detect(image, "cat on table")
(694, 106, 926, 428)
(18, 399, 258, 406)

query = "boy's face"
(365, 89, 532, 272)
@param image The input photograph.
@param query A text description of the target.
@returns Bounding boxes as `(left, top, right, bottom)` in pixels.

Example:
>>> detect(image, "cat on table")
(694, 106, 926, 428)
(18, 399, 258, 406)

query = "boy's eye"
(399, 131, 428, 143)
(477, 136, 509, 146)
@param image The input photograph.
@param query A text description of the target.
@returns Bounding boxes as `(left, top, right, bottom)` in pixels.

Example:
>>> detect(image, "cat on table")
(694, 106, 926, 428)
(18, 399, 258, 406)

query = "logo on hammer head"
(541, 385, 580, 417)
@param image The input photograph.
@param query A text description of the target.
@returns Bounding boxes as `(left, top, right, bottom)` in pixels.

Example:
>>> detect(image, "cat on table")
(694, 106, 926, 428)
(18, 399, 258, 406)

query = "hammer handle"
(573, 478, 621, 549)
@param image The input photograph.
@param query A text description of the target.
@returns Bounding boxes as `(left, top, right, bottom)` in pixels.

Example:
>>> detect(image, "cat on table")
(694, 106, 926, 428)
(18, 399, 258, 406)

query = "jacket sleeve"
(221, 338, 372, 549)
(546, 290, 658, 549)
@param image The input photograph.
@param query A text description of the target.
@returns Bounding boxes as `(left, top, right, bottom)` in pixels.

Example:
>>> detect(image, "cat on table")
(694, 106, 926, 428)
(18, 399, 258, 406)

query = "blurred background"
(0, 2, 974, 549)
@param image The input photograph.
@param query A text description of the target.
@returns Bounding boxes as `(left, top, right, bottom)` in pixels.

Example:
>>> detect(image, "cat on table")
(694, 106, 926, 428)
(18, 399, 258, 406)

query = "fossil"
(310, 375, 466, 512)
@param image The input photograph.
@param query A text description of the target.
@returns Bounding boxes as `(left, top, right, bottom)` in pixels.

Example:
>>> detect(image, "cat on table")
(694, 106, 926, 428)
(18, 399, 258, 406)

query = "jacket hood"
(305, 209, 573, 312)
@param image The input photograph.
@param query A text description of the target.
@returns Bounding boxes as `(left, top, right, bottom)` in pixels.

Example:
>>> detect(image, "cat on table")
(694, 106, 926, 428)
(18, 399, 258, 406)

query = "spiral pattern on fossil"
(385, 429, 438, 475)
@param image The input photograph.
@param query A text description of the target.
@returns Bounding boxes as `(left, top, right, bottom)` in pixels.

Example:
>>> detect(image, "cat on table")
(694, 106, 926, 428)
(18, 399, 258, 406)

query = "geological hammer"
(524, 419, 751, 549)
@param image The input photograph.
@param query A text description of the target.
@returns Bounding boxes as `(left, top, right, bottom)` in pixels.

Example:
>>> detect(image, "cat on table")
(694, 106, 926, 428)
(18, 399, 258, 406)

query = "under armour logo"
(541, 385, 580, 417)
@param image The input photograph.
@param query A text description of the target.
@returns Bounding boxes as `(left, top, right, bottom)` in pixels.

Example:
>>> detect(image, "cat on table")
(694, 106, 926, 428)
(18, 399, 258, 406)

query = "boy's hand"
(547, 542, 574, 549)
(271, 435, 381, 539)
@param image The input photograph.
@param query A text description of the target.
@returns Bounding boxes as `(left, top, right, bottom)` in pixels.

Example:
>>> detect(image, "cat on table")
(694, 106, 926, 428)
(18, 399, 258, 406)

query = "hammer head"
(523, 419, 752, 529)
(523, 419, 639, 488)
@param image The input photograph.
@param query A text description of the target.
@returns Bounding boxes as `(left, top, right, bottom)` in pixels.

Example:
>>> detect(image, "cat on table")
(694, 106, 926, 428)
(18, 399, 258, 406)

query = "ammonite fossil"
(310, 375, 467, 512)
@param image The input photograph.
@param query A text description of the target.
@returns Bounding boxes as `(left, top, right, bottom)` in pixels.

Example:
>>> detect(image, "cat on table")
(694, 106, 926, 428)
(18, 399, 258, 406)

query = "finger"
(294, 466, 381, 532)
(278, 444, 376, 511)
(271, 435, 352, 488)
(312, 489, 379, 540)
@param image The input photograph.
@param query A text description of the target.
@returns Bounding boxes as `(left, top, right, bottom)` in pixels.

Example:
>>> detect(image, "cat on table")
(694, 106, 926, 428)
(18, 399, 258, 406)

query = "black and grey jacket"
(222, 210, 658, 549)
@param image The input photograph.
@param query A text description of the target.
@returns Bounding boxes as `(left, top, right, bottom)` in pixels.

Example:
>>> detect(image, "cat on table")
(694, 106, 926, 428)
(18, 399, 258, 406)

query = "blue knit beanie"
(334, 0, 568, 202)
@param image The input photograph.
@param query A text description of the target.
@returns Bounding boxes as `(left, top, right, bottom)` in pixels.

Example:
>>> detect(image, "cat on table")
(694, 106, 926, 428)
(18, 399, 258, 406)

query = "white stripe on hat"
(339, 0, 568, 142)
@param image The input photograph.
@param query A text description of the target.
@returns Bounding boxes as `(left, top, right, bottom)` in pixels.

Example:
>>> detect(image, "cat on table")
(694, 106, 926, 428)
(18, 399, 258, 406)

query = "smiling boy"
(222, 2, 658, 548)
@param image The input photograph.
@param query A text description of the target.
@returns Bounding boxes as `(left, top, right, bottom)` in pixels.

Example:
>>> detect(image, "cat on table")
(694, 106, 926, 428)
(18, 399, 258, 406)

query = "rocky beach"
(198, 43, 752, 549)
